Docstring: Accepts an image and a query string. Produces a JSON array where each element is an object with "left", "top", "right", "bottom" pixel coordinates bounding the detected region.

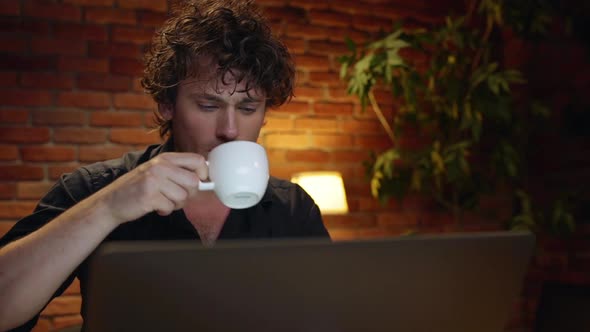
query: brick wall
[{"left": 0, "top": 0, "right": 588, "bottom": 331}]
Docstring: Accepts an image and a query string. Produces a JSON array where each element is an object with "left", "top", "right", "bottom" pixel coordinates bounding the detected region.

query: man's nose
[{"left": 216, "top": 109, "right": 239, "bottom": 141}]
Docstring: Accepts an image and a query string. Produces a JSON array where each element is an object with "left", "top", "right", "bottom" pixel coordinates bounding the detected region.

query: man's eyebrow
[
  {"left": 191, "top": 93, "right": 264, "bottom": 103},
  {"left": 191, "top": 93, "right": 223, "bottom": 102}
]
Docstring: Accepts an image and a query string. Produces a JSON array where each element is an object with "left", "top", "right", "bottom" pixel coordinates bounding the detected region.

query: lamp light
[{"left": 291, "top": 171, "right": 349, "bottom": 214}]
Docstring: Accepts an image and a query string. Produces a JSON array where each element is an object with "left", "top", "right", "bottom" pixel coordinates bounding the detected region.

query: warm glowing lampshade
[{"left": 291, "top": 171, "right": 349, "bottom": 214}]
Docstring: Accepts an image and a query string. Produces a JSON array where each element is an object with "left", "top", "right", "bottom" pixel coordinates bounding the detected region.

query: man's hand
[{"left": 98, "top": 152, "right": 208, "bottom": 226}]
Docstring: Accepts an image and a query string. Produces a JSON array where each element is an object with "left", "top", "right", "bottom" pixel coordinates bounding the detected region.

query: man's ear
[{"left": 158, "top": 103, "right": 174, "bottom": 120}]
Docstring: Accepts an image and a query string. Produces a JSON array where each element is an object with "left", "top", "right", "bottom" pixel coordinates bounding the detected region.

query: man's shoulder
[{"left": 66, "top": 143, "right": 163, "bottom": 193}]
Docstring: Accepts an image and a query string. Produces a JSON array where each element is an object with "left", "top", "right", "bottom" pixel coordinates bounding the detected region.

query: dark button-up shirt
[{"left": 1, "top": 140, "right": 329, "bottom": 331}]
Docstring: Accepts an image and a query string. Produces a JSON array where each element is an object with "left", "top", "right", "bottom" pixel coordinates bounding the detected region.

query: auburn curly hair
[{"left": 141, "top": 0, "right": 295, "bottom": 138}]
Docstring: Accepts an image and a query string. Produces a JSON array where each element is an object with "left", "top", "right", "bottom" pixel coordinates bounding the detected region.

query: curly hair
[{"left": 141, "top": 0, "right": 295, "bottom": 138}]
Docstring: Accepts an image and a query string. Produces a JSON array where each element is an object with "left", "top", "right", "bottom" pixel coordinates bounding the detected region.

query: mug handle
[
  {"left": 198, "top": 181, "right": 215, "bottom": 191},
  {"left": 198, "top": 160, "right": 214, "bottom": 191}
]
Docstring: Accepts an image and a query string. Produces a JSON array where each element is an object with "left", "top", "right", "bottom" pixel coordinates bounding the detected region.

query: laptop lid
[{"left": 84, "top": 231, "right": 534, "bottom": 332}]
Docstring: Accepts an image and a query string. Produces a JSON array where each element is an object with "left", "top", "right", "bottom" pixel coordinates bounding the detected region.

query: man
[{"left": 0, "top": 0, "right": 329, "bottom": 330}]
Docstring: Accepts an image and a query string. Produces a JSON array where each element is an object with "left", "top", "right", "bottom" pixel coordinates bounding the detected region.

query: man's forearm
[{"left": 0, "top": 193, "right": 118, "bottom": 331}]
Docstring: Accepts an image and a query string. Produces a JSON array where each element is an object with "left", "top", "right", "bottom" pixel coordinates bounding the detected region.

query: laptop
[{"left": 84, "top": 231, "right": 534, "bottom": 332}]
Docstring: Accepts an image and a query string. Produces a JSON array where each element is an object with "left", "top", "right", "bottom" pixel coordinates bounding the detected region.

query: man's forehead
[{"left": 179, "top": 74, "right": 265, "bottom": 99}]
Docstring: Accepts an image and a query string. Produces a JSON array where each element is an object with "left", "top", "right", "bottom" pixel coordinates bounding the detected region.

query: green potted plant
[{"left": 339, "top": 0, "right": 576, "bottom": 233}]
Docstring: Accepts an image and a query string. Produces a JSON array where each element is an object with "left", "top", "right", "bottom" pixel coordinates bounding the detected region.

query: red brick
[
  {"left": 143, "top": 112, "right": 158, "bottom": 128},
  {"left": 85, "top": 7, "right": 136, "bottom": 25},
  {"left": 264, "top": 133, "right": 310, "bottom": 149},
  {"left": 358, "top": 226, "right": 409, "bottom": 239},
  {"left": 21, "top": 72, "right": 76, "bottom": 90},
  {"left": 308, "top": 71, "right": 344, "bottom": 87},
  {"left": 17, "top": 182, "right": 54, "bottom": 200},
  {"left": 276, "top": 101, "right": 312, "bottom": 114},
  {"left": 41, "top": 295, "right": 82, "bottom": 316},
  {"left": 49, "top": 164, "right": 80, "bottom": 180},
  {"left": 112, "top": 26, "right": 155, "bottom": 45},
  {"left": 90, "top": 111, "right": 143, "bottom": 127},
  {"left": 377, "top": 211, "right": 420, "bottom": 227},
  {"left": 326, "top": 27, "right": 370, "bottom": 44},
  {"left": 0, "top": 165, "right": 44, "bottom": 180},
  {"left": 286, "top": 24, "right": 329, "bottom": 39},
  {"left": 137, "top": 10, "right": 168, "bottom": 27},
  {"left": 0, "top": 109, "right": 30, "bottom": 124},
  {"left": 256, "top": 0, "right": 289, "bottom": 6},
  {"left": 328, "top": 0, "right": 371, "bottom": 13},
  {"left": 0, "top": 1, "right": 20, "bottom": 16},
  {"left": 372, "top": 89, "right": 396, "bottom": 106},
  {"left": 283, "top": 37, "right": 306, "bottom": 55},
  {"left": 78, "top": 74, "right": 132, "bottom": 92},
  {"left": 0, "top": 201, "right": 37, "bottom": 219},
  {"left": 342, "top": 119, "right": 383, "bottom": 133},
  {"left": 21, "top": 146, "right": 77, "bottom": 162},
  {"left": 58, "top": 91, "right": 111, "bottom": 109},
  {"left": 0, "top": 90, "right": 53, "bottom": 107},
  {"left": 354, "top": 135, "right": 391, "bottom": 149},
  {"left": 293, "top": 86, "right": 325, "bottom": 100},
  {"left": 0, "top": 128, "right": 50, "bottom": 144},
  {"left": 314, "top": 102, "right": 354, "bottom": 115},
  {"left": 31, "top": 38, "right": 86, "bottom": 56},
  {"left": 110, "top": 58, "right": 143, "bottom": 76},
  {"left": 132, "top": 78, "right": 145, "bottom": 93},
  {"left": 271, "top": 164, "right": 323, "bottom": 180},
  {"left": 263, "top": 6, "right": 306, "bottom": 24},
  {"left": 79, "top": 145, "right": 132, "bottom": 162},
  {"left": 308, "top": 40, "right": 349, "bottom": 56},
  {"left": 117, "top": 0, "right": 168, "bottom": 12},
  {"left": 309, "top": 9, "right": 352, "bottom": 27},
  {"left": 54, "top": 128, "right": 108, "bottom": 144},
  {"left": 327, "top": 88, "right": 357, "bottom": 102},
  {"left": 89, "top": 42, "right": 141, "bottom": 59},
  {"left": 294, "top": 117, "right": 339, "bottom": 132},
  {"left": 331, "top": 150, "right": 368, "bottom": 163},
  {"left": 0, "top": 183, "right": 16, "bottom": 200},
  {"left": 266, "top": 149, "right": 287, "bottom": 163},
  {"left": 33, "top": 110, "right": 86, "bottom": 126},
  {"left": 110, "top": 129, "right": 161, "bottom": 145},
  {"left": 23, "top": 1, "right": 81, "bottom": 22},
  {"left": 294, "top": 54, "right": 331, "bottom": 71},
  {"left": 58, "top": 56, "right": 109, "bottom": 73},
  {"left": 323, "top": 214, "right": 376, "bottom": 228},
  {"left": 0, "top": 19, "right": 51, "bottom": 36},
  {"left": 0, "top": 72, "right": 18, "bottom": 87},
  {"left": 63, "top": 0, "right": 114, "bottom": 5},
  {"left": 261, "top": 116, "right": 293, "bottom": 131},
  {"left": 0, "top": 36, "right": 28, "bottom": 53},
  {"left": 31, "top": 317, "right": 52, "bottom": 332},
  {"left": 285, "top": 150, "right": 330, "bottom": 163},
  {"left": 352, "top": 15, "right": 393, "bottom": 32},
  {"left": 327, "top": 227, "right": 360, "bottom": 241},
  {"left": 0, "top": 54, "right": 58, "bottom": 71},
  {"left": 0, "top": 145, "right": 19, "bottom": 160},
  {"left": 53, "top": 315, "right": 83, "bottom": 330},
  {"left": 311, "top": 134, "right": 353, "bottom": 148},
  {"left": 63, "top": 278, "right": 80, "bottom": 295},
  {"left": 54, "top": 23, "right": 109, "bottom": 41},
  {"left": 114, "top": 93, "right": 155, "bottom": 110}
]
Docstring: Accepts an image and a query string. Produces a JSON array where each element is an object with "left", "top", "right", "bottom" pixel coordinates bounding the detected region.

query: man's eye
[
  {"left": 240, "top": 107, "right": 257, "bottom": 114},
  {"left": 199, "top": 104, "right": 218, "bottom": 111}
]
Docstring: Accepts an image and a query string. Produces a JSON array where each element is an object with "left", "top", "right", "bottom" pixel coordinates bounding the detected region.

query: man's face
[{"left": 161, "top": 66, "right": 267, "bottom": 158}]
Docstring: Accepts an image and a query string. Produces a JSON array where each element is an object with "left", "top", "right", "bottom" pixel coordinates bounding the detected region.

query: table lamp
[{"left": 291, "top": 171, "right": 349, "bottom": 214}]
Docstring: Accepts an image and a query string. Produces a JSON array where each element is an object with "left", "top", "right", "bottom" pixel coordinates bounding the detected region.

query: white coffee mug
[{"left": 198, "top": 141, "right": 269, "bottom": 209}]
